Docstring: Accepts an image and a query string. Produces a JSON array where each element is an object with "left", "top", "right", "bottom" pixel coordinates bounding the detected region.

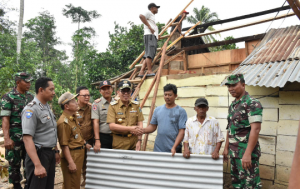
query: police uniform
[
  {"left": 76, "top": 104, "right": 93, "bottom": 186},
  {"left": 21, "top": 97, "right": 58, "bottom": 189},
  {"left": 106, "top": 80, "right": 144, "bottom": 150},
  {"left": 91, "top": 80, "right": 115, "bottom": 149},
  {"left": 0, "top": 72, "right": 34, "bottom": 187},
  {"left": 57, "top": 92, "right": 85, "bottom": 189},
  {"left": 225, "top": 74, "right": 263, "bottom": 189}
]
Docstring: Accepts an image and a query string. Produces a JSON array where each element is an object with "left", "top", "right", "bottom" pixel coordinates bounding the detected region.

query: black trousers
[
  {"left": 24, "top": 148, "right": 55, "bottom": 189},
  {"left": 100, "top": 133, "right": 113, "bottom": 149}
]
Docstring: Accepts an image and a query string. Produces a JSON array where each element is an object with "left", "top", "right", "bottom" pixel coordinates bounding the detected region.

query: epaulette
[
  {"left": 27, "top": 101, "right": 36, "bottom": 107},
  {"left": 110, "top": 101, "right": 118, "bottom": 105},
  {"left": 132, "top": 100, "right": 139, "bottom": 105},
  {"left": 64, "top": 117, "right": 68, "bottom": 124}
]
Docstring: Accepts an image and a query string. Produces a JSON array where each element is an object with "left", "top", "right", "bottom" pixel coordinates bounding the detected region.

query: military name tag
[
  {"left": 75, "top": 134, "right": 78, "bottom": 139},
  {"left": 130, "top": 110, "right": 137, "bottom": 113},
  {"left": 117, "top": 112, "right": 123, "bottom": 115},
  {"left": 77, "top": 115, "right": 82, "bottom": 119}
]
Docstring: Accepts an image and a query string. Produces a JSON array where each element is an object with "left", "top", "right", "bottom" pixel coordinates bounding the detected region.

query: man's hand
[
  {"left": 4, "top": 138, "right": 14, "bottom": 150},
  {"left": 149, "top": 27, "right": 155, "bottom": 34},
  {"left": 171, "top": 147, "right": 176, "bottom": 156},
  {"left": 94, "top": 140, "right": 101, "bottom": 153},
  {"left": 222, "top": 149, "right": 229, "bottom": 162},
  {"left": 34, "top": 164, "right": 47, "bottom": 178},
  {"left": 94, "top": 98, "right": 101, "bottom": 103},
  {"left": 183, "top": 149, "right": 190, "bottom": 159},
  {"left": 212, "top": 150, "right": 220, "bottom": 160},
  {"left": 130, "top": 127, "right": 144, "bottom": 136},
  {"left": 242, "top": 153, "right": 252, "bottom": 170},
  {"left": 55, "top": 153, "right": 61, "bottom": 164},
  {"left": 136, "top": 141, "right": 141, "bottom": 151},
  {"left": 68, "top": 162, "right": 77, "bottom": 173},
  {"left": 86, "top": 144, "right": 92, "bottom": 151}
]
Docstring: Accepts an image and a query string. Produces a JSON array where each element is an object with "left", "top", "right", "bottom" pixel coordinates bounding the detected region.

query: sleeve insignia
[
  {"left": 93, "top": 104, "right": 97, "bottom": 111},
  {"left": 25, "top": 109, "right": 33, "bottom": 119}
]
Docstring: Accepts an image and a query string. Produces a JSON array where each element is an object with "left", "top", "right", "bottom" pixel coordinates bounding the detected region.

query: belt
[
  {"left": 70, "top": 146, "right": 85, "bottom": 150},
  {"left": 114, "top": 134, "right": 133, "bottom": 137},
  {"left": 41, "top": 147, "right": 55, "bottom": 151}
]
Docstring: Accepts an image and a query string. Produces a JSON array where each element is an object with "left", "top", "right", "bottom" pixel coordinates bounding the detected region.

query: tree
[
  {"left": 62, "top": 4, "right": 101, "bottom": 91},
  {"left": 210, "top": 36, "right": 239, "bottom": 52},
  {"left": 187, "top": 6, "right": 220, "bottom": 44},
  {"left": 16, "top": 0, "right": 24, "bottom": 63}
]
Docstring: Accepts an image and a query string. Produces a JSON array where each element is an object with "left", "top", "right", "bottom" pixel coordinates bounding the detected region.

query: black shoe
[{"left": 13, "top": 183, "right": 23, "bottom": 189}]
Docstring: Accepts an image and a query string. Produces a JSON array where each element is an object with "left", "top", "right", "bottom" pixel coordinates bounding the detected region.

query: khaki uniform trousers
[
  {"left": 113, "top": 134, "right": 138, "bottom": 150},
  {"left": 61, "top": 148, "right": 85, "bottom": 189}
]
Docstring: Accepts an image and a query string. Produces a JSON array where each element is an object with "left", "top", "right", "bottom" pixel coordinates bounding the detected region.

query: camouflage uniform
[
  {"left": 225, "top": 74, "right": 263, "bottom": 189},
  {"left": 0, "top": 73, "right": 34, "bottom": 184}
]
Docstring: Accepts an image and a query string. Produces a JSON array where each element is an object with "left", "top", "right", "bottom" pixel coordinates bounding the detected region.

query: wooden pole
[
  {"left": 287, "top": 0, "right": 300, "bottom": 20},
  {"left": 139, "top": 74, "right": 158, "bottom": 109},
  {"left": 184, "top": 12, "right": 295, "bottom": 39},
  {"left": 131, "top": 73, "right": 147, "bottom": 100}
]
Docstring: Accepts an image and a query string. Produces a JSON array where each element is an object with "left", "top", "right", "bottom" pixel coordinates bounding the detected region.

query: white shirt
[
  {"left": 142, "top": 11, "right": 158, "bottom": 39},
  {"left": 183, "top": 115, "right": 225, "bottom": 155}
]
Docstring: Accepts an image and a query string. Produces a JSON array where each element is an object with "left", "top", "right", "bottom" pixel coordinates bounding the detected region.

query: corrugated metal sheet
[
  {"left": 86, "top": 149, "right": 223, "bottom": 189},
  {"left": 221, "top": 26, "right": 300, "bottom": 88}
]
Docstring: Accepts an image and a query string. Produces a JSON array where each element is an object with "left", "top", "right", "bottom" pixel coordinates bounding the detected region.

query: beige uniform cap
[{"left": 58, "top": 92, "right": 78, "bottom": 105}]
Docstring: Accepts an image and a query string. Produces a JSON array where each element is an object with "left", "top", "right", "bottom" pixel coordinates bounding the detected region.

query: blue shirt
[{"left": 150, "top": 104, "right": 187, "bottom": 152}]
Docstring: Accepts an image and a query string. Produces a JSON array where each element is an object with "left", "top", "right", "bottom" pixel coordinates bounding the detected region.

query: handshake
[{"left": 130, "top": 127, "right": 144, "bottom": 136}]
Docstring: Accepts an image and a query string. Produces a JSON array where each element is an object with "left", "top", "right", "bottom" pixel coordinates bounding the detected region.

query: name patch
[
  {"left": 117, "top": 112, "right": 123, "bottom": 115},
  {"left": 25, "top": 110, "right": 33, "bottom": 119},
  {"left": 130, "top": 110, "right": 137, "bottom": 113}
]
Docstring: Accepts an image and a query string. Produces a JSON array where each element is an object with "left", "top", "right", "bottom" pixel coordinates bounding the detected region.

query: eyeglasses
[
  {"left": 120, "top": 89, "right": 131, "bottom": 95},
  {"left": 79, "top": 95, "right": 90, "bottom": 98}
]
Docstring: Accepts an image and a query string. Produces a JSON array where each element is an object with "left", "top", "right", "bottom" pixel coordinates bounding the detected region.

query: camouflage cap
[
  {"left": 58, "top": 92, "right": 79, "bottom": 105},
  {"left": 15, "top": 72, "right": 33, "bottom": 82},
  {"left": 225, "top": 74, "right": 244, "bottom": 85}
]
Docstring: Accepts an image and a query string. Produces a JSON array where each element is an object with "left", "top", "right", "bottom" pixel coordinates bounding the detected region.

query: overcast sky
[{"left": 3, "top": 0, "right": 299, "bottom": 60}]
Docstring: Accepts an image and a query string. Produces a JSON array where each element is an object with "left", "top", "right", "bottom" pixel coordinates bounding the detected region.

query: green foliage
[
  {"left": 187, "top": 6, "right": 220, "bottom": 43},
  {"left": 210, "top": 36, "right": 239, "bottom": 52}
]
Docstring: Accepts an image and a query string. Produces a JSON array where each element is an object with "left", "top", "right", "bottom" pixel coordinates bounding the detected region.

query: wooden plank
[
  {"left": 167, "top": 74, "right": 227, "bottom": 87},
  {"left": 276, "top": 150, "right": 294, "bottom": 167},
  {"left": 184, "top": 12, "right": 295, "bottom": 39},
  {"left": 260, "top": 165, "right": 275, "bottom": 180},
  {"left": 276, "top": 165, "right": 291, "bottom": 183},
  {"left": 204, "top": 65, "right": 230, "bottom": 75},
  {"left": 177, "top": 87, "right": 206, "bottom": 98},
  {"left": 259, "top": 135, "right": 276, "bottom": 155},
  {"left": 279, "top": 91, "right": 300, "bottom": 104},
  {"left": 206, "top": 85, "right": 229, "bottom": 96},
  {"left": 279, "top": 105, "right": 300, "bottom": 120},
  {"left": 260, "top": 153, "right": 275, "bottom": 166},
  {"left": 278, "top": 120, "right": 299, "bottom": 136},
  {"left": 277, "top": 135, "right": 297, "bottom": 152},
  {"left": 287, "top": 0, "right": 300, "bottom": 20}
]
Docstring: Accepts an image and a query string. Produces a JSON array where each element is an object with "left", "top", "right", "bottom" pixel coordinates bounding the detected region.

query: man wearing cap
[
  {"left": 170, "top": 11, "right": 189, "bottom": 49},
  {"left": 75, "top": 86, "right": 93, "bottom": 187},
  {"left": 137, "top": 3, "right": 160, "bottom": 78},
  {"left": 222, "top": 74, "right": 263, "bottom": 189},
  {"left": 92, "top": 80, "right": 115, "bottom": 152},
  {"left": 106, "top": 80, "right": 144, "bottom": 150},
  {"left": 57, "top": 92, "right": 92, "bottom": 189},
  {"left": 183, "top": 98, "right": 224, "bottom": 160},
  {"left": 22, "top": 77, "right": 60, "bottom": 189},
  {"left": 0, "top": 72, "right": 34, "bottom": 188}
]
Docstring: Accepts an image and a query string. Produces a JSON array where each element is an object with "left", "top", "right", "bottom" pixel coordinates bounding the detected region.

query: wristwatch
[{"left": 55, "top": 150, "right": 60, "bottom": 154}]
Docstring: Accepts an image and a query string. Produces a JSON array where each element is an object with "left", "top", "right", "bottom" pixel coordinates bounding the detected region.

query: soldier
[
  {"left": 22, "top": 77, "right": 60, "bottom": 189},
  {"left": 57, "top": 92, "right": 92, "bottom": 189},
  {"left": 106, "top": 80, "right": 144, "bottom": 150},
  {"left": 222, "top": 74, "right": 263, "bottom": 189},
  {"left": 75, "top": 86, "right": 93, "bottom": 187},
  {"left": 92, "top": 80, "right": 115, "bottom": 152},
  {"left": 0, "top": 72, "right": 34, "bottom": 189}
]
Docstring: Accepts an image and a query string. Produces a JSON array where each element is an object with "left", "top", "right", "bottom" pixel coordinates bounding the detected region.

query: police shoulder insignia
[
  {"left": 110, "top": 101, "right": 118, "bottom": 105},
  {"left": 64, "top": 117, "right": 68, "bottom": 124},
  {"left": 132, "top": 100, "right": 139, "bottom": 105},
  {"left": 27, "top": 101, "right": 36, "bottom": 107},
  {"left": 25, "top": 109, "right": 33, "bottom": 119},
  {"left": 93, "top": 104, "right": 97, "bottom": 111}
]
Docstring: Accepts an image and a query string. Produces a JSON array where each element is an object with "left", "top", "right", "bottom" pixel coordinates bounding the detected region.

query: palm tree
[
  {"left": 187, "top": 6, "right": 220, "bottom": 43},
  {"left": 17, "top": 0, "right": 24, "bottom": 63}
]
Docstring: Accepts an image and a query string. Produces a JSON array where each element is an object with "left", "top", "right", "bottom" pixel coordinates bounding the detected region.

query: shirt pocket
[
  {"left": 71, "top": 126, "right": 81, "bottom": 141},
  {"left": 39, "top": 114, "right": 51, "bottom": 124},
  {"left": 129, "top": 113, "right": 138, "bottom": 126},
  {"left": 100, "top": 110, "right": 107, "bottom": 122},
  {"left": 116, "top": 115, "right": 125, "bottom": 124}
]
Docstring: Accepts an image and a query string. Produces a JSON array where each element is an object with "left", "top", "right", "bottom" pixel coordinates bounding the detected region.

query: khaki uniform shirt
[
  {"left": 91, "top": 97, "right": 115, "bottom": 134},
  {"left": 76, "top": 104, "right": 93, "bottom": 140},
  {"left": 57, "top": 112, "right": 85, "bottom": 158},
  {"left": 106, "top": 99, "right": 144, "bottom": 134}
]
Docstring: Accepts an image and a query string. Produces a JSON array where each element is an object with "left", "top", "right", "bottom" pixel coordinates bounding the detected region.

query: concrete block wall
[{"left": 139, "top": 74, "right": 300, "bottom": 188}]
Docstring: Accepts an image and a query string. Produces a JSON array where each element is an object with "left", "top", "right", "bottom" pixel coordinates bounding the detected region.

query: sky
[{"left": 3, "top": 0, "right": 299, "bottom": 60}]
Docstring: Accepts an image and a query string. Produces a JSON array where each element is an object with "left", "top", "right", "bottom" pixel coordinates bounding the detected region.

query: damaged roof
[{"left": 221, "top": 25, "right": 300, "bottom": 88}]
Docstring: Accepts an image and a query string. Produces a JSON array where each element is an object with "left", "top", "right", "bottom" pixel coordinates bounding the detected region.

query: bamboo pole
[
  {"left": 287, "top": 0, "right": 300, "bottom": 20},
  {"left": 131, "top": 73, "right": 147, "bottom": 100},
  {"left": 139, "top": 74, "right": 158, "bottom": 109},
  {"left": 184, "top": 12, "right": 295, "bottom": 39}
]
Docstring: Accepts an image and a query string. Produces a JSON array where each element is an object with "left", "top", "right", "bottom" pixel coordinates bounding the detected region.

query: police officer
[
  {"left": 0, "top": 72, "right": 34, "bottom": 189},
  {"left": 222, "top": 74, "right": 263, "bottom": 189},
  {"left": 75, "top": 86, "right": 93, "bottom": 186},
  {"left": 22, "top": 77, "right": 60, "bottom": 189},
  {"left": 57, "top": 92, "right": 92, "bottom": 189},
  {"left": 92, "top": 80, "right": 115, "bottom": 152},
  {"left": 106, "top": 80, "right": 144, "bottom": 151}
]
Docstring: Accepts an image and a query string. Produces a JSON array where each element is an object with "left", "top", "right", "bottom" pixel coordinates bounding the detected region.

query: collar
[
  {"left": 62, "top": 111, "right": 75, "bottom": 121},
  {"left": 33, "top": 97, "right": 47, "bottom": 110},
  {"left": 12, "top": 87, "right": 28, "bottom": 95},
  {"left": 232, "top": 91, "right": 249, "bottom": 105},
  {"left": 101, "top": 96, "right": 108, "bottom": 104},
  {"left": 78, "top": 104, "right": 88, "bottom": 111},
  {"left": 119, "top": 100, "right": 132, "bottom": 108}
]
